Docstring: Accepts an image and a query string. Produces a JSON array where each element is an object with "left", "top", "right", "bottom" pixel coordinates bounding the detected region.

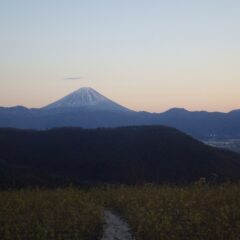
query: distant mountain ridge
[{"left": 0, "top": 87, "right": 239, "bottom": 139}]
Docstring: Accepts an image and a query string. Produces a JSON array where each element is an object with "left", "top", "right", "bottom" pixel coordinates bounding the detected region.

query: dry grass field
[{"left": 0, "top": 184, "right": 240, "bottom": 240}]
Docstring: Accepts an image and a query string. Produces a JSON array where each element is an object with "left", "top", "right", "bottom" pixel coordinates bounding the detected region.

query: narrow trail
[{"left": 101, "top": 210, "right": 135, "bottom": 240}]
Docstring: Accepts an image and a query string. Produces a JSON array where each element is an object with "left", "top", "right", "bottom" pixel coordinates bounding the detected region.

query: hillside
[{"left": 0, "top": 126, "right": 240, "bottom": 188}]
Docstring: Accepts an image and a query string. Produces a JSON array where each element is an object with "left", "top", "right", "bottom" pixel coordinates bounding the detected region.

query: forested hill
[{"left": 0, "top": 126, "right": 240, "bottom": 188}]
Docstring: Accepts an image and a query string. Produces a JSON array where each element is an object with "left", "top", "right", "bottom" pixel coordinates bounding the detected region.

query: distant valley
[{"left": 204, "top": 138, "right": 240, "bottom": 153}]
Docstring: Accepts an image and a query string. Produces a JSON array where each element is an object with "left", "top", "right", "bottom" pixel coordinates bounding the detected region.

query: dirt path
[{"left": 101, "top": 210, "right": 135, "bottom": 240}]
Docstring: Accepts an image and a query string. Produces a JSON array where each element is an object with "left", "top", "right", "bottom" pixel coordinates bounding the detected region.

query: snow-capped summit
[{"left": 44, "top": 87, "right": 131, "bottom": 111}]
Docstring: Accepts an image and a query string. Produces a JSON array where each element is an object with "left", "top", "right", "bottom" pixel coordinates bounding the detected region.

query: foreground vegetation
[
  {"left": 99, "top": 183, "right": 240, "bottom": 240},
  {"left": 0, "top": 184, "right": 240, "bottom": 240},
  {"left": 0, "top": 188, "right": 103, "bottom": 240}
]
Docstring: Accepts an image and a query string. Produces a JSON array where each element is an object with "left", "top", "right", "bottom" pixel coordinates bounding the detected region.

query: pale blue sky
[{"left": 0, "top": 0, "right": 240, "bottom": 112}]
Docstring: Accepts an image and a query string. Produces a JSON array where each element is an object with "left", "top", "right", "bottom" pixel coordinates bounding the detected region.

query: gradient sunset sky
[{"left": 0, "top": 0, "right": 239, "bottom": 112}]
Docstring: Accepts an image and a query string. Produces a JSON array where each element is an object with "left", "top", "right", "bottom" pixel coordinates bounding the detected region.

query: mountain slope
[{"left": 0, "top": 126, "right": 240, "bottom": 187}]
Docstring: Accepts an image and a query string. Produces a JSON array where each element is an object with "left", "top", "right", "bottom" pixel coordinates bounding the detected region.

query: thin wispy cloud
[{"left": 64, "top": 77, "right": 83, "bottom": 80}]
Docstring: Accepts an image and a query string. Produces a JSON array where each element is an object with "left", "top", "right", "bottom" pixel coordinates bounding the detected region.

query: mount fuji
[
  {"left": 0, "top": 87, "right": 240, "bottom": 139},
  {"left": 44, "top": 87, "right": 131, "bottom": 112}
]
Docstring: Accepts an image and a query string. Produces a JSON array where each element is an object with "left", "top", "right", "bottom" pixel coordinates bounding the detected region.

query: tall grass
[
  {"left": 0, "top": 188, "right": 103, "bottom": 240},
  {"left": 1, "top": 184, "right": 240, "bottom": 240},
  {"left": 98, "top": 183, "right": 240, "bottom": 240}
]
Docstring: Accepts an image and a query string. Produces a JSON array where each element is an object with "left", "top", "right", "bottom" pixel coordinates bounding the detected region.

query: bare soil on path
[{"left": 101, "top": 210, "right": 135, "bottom": 240}]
